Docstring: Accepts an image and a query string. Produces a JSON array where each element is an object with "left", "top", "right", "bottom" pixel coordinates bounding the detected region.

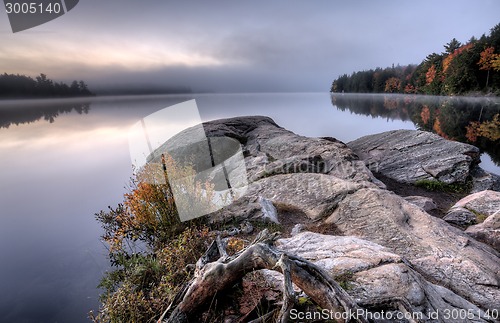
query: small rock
[
  {"left": 258, "top": 196, "right": 280, "bottom": 224},
  {"left": 291, "top": 224, "right": 305, "bottom": 236},
  {"left": 404, "top": 196, "right": 437, "bottom": 212},
  {"left": 225, "top": 227, "right": 239, "bottom": 236},
  {"left": 444, "top": 207, "right": 477, "bottom": 226},
  {"left": 240, "top": 221, "right": 254, "bottom": 234}
]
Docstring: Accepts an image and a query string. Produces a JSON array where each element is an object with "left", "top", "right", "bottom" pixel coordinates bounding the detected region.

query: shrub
[
  {"left": 414, "top": 179, "right": 470, "bottom": 193},
  {"left": 91, "top": 155, "right": 216, "bottom": 322},
  {"left": 91, "top": 226, "right": 212, "bottom": 323}
]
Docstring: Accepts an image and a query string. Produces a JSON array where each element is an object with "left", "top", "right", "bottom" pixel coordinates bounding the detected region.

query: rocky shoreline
[{"left": 162, "top": 116, "right": 500, "bottom": 322}]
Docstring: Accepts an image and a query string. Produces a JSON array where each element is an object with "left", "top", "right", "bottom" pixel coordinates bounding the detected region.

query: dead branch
[{"left": 161, "top": 229, "right": 368, "bottom": 323}]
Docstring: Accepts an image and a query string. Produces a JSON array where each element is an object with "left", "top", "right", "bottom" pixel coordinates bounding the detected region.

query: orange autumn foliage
[
  {"left": 478, "top": 47, "right": 496, "bottom": 71},
  {"left": 98, "top": 154, "right": 215, "bottom": 253},
  {"left": 443, "top": 43, "right": 474, "bottom": 73},
  {"left": 433, "top": 116, "right": 450, "bottom": 140},
  {"left": 426, "top": 65, "right": 437, "bottom": 85},
  {"left": 384, "top": 77, "right": 401, "bottom": 93},
  {"left": 466, "top": 114, "right": 500, "bottom": 142},
  {"left": 421, "top": 105, "right": 431, "bottom": 125}
]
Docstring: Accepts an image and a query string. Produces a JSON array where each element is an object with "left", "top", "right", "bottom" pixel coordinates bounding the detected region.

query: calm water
[{"left": 0, "top": 93, "right": 498, "bottom": 322}]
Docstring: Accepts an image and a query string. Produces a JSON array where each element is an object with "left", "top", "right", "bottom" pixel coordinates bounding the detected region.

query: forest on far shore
[
  {"left": 0, "top": 73, "right": 93, "bottom": 98},
  {"left": 331, "top": 23, "right": 500, "bottom": 96}
]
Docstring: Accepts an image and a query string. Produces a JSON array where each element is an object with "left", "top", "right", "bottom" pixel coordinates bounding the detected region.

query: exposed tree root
[{"left": 159, "top": 229, "right": 369, "bottom": 323}]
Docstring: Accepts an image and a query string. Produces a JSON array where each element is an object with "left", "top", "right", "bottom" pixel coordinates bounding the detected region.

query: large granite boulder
[
  {"left": 348, "top": 129, "right": 480, "bottom": 185},
  {"left": 276, "top": 232, "right": 490, "bottom": 322},
  {"left": 201, "top": 116, "right": 382, "bottom": 186}
]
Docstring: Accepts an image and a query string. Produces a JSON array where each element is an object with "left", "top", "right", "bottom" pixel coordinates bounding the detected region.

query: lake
[{"left": 0, "top": 93, "right": 498, "bottom": 322}]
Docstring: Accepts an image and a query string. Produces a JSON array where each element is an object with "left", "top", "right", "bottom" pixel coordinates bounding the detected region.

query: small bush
[
  {"left": 414, "top": 179, "right": 470, "bottom": 193},
  {"left": 92, "top": 155, "right": 216, "bottom": 322},
  {"left": 91, "top": 227, "right": 212, "bottom": 323}
]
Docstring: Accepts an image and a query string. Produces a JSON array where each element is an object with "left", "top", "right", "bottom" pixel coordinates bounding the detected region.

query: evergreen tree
[{"left": 444, "top": 38, "right": 462, "bottom": 53}]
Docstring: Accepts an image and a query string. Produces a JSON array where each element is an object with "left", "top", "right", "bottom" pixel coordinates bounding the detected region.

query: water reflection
[
  {"left": 331, "top": 94, "right": 500, "bottom": 165},
  {"left": 0, "top": 99, "right": 91, "bottom": 128}
]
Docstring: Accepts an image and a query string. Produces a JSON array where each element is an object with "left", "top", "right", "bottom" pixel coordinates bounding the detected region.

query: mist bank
[{"left": 91, "top": 85, "right": 193, "bottom": 96}]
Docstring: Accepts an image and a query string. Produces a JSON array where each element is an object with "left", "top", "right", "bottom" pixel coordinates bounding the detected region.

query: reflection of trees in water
[
  {"left": 331, "top": 94, "right": 500, "bottom": 165},
  {"left": 0, "top": 101, "right": 91, "bottom": 128},
  {"left": 332, "top": 94, "right": 413, "bottom": 121}
]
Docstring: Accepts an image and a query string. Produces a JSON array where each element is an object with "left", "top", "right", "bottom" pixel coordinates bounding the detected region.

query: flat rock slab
[
  {"left": 348, "top": 129, "right": 480, "bottom": 185},
  {"left": 252, "top": 173, "right": 363, "bottom": 220},
  {"left": 212, "top": 173, "right": 365, "bottom": 222}
]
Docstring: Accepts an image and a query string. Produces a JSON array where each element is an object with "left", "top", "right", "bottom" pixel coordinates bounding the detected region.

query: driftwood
[{"left": 159, "top": 229, "right": 369, "bottom": 323}]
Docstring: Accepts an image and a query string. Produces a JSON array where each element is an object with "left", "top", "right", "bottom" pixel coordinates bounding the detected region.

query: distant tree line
[
  {"left": 0, "top": 73, "right": 94, "bottom": 98},
  {"left": 331, "top": 23, "right": 500, "bottom": 96}
]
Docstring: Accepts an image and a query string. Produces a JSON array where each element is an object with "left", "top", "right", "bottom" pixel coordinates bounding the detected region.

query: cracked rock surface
[
  {"left": 348, "top": 129, "right": 481, "bottom": 185},
  {"left": 277, "top": 232, "right": 491, "bottom": 322}
]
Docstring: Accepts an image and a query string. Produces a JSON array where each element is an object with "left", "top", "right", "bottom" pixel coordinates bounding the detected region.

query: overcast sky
[{"left": 1, "top": 1, "right": 499, "bottom": 92}]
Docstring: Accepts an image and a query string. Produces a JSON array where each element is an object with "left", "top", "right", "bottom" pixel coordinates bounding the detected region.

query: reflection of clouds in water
[{"left": 0, "top": 123, "right": 126, "bottom": 151}]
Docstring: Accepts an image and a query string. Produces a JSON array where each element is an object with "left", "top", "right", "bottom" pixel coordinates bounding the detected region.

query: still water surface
[{"left": 0, "top": 93, "right": 498, "bottom": 322}]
